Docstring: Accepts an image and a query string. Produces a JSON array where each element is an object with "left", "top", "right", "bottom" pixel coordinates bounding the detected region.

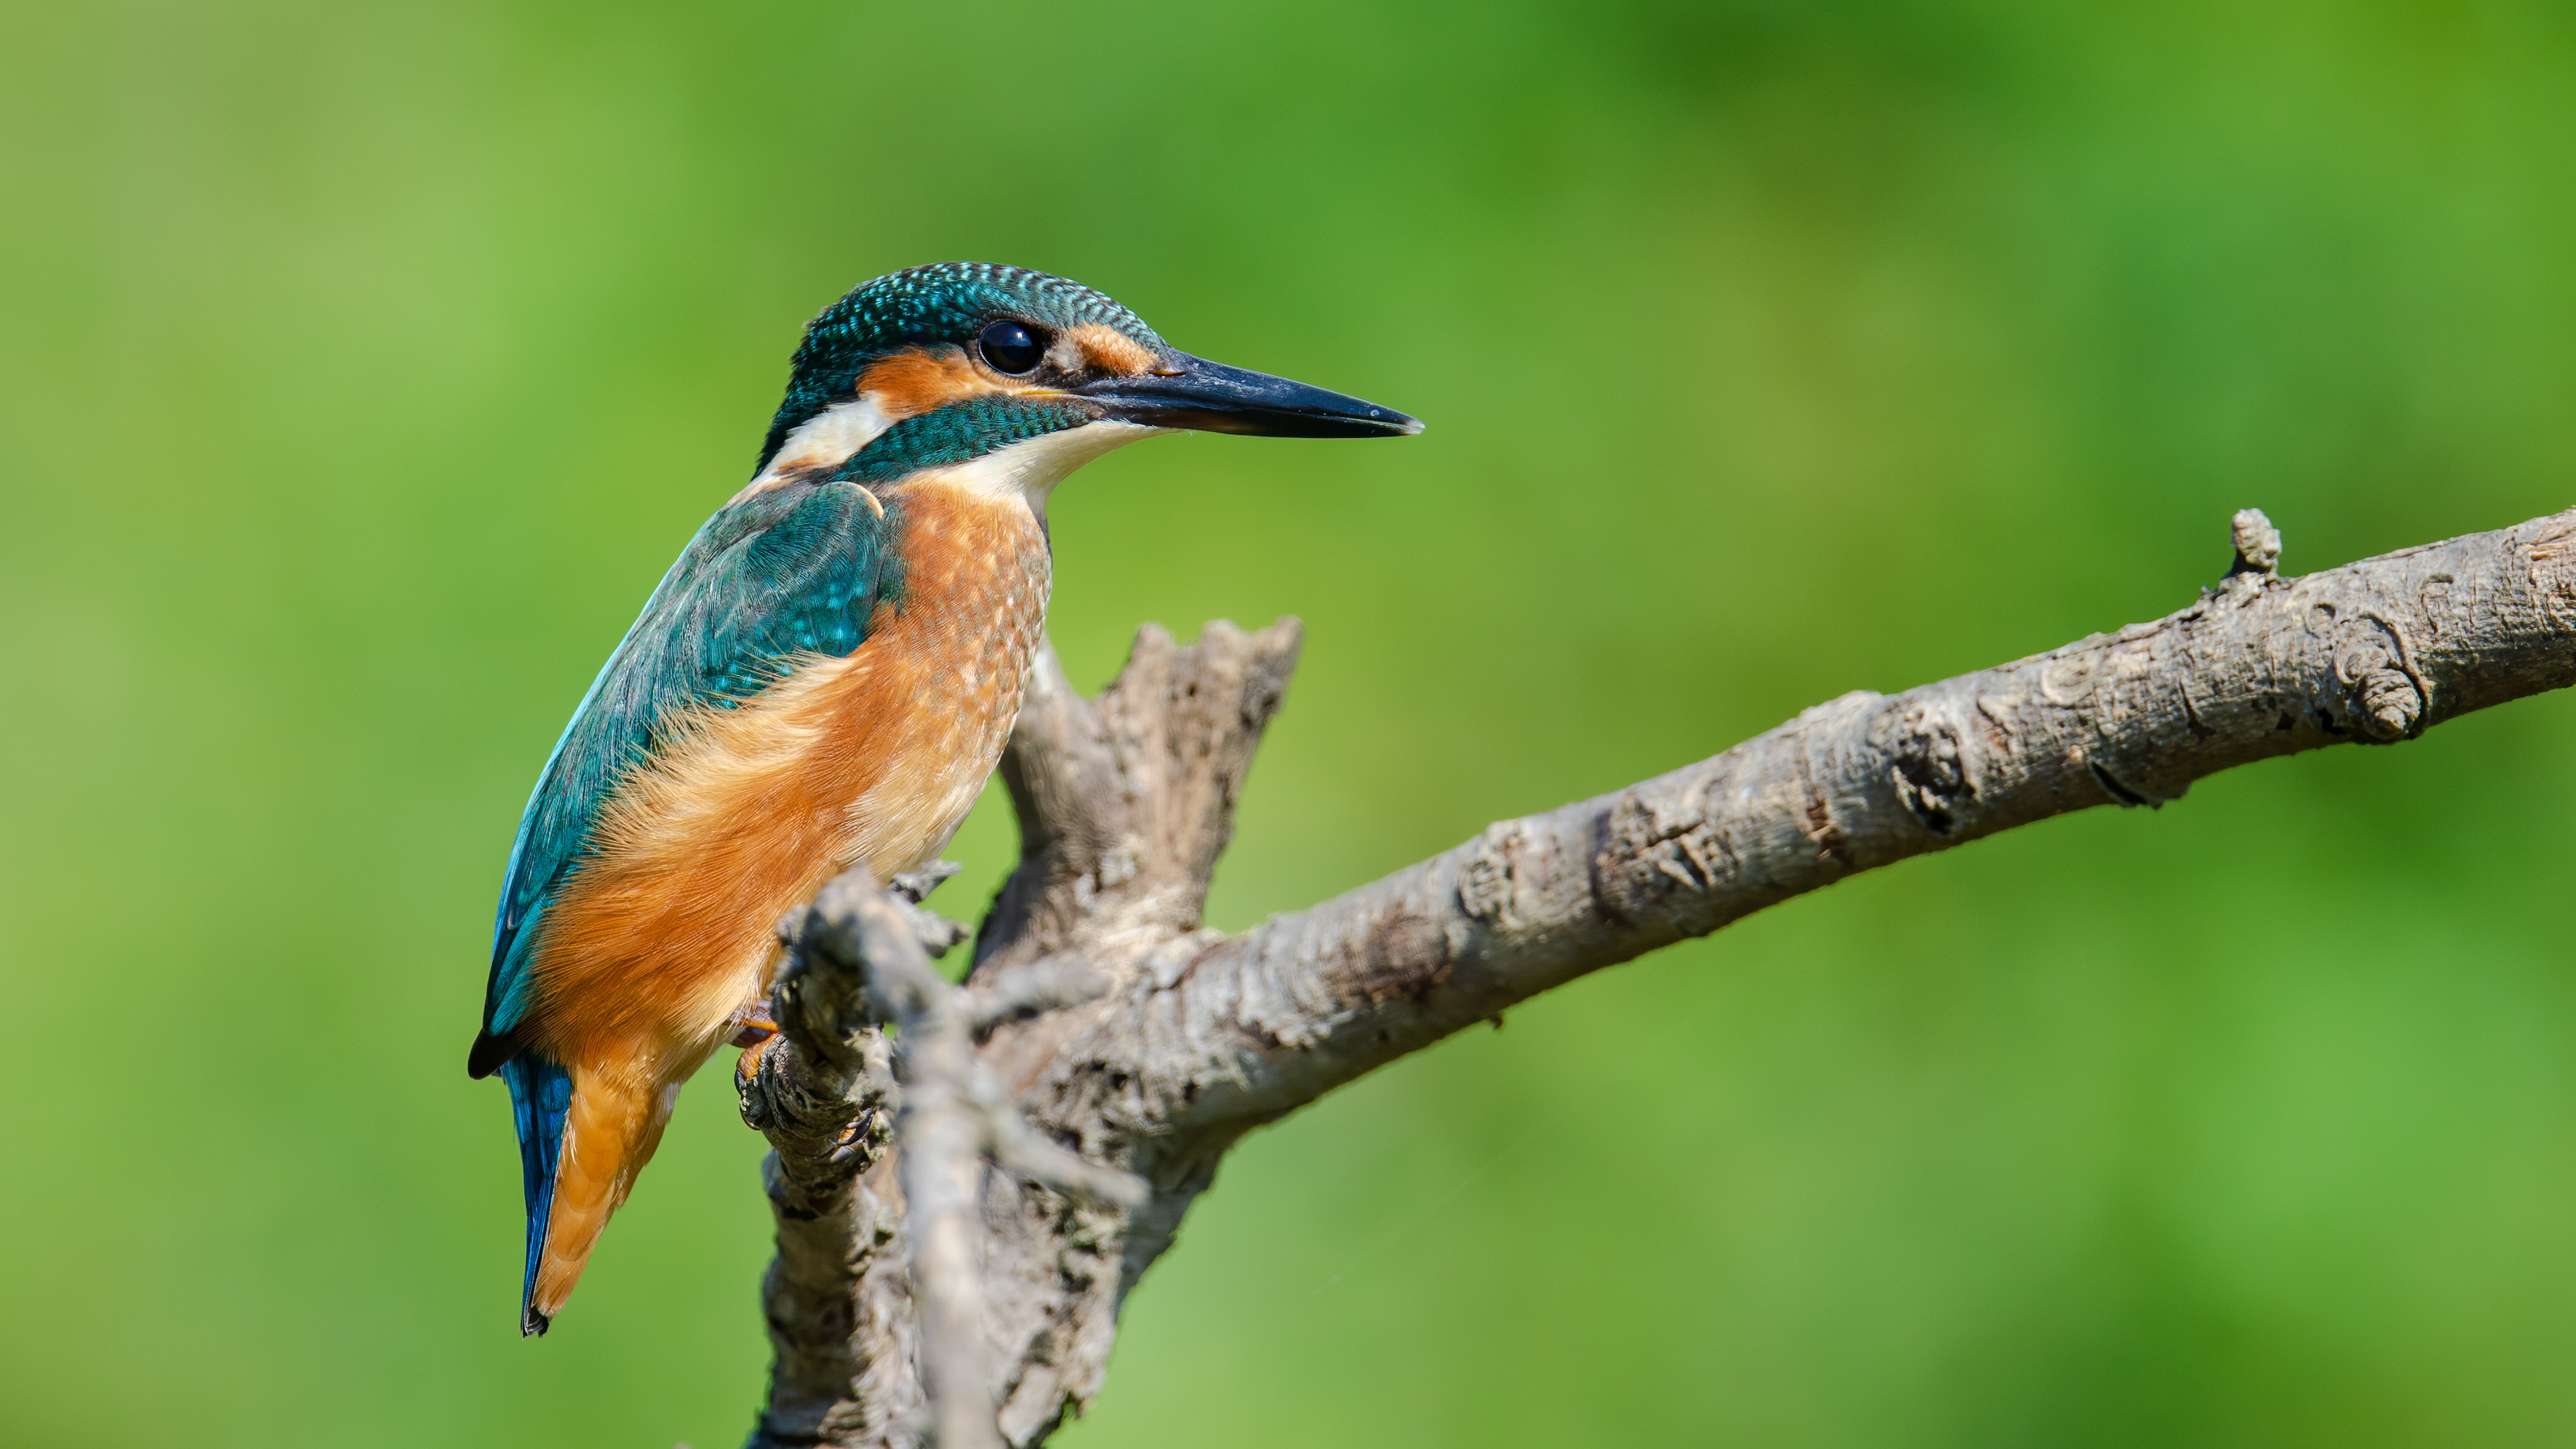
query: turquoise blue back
[{"left": 474, "top": 477, "right": 894, "bottom": 1329}]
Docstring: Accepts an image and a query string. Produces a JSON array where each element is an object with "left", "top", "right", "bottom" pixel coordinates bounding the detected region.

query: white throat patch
[
  {"left": 733, "top": 400, "right": 1161, "bottom": 512},
  {"left": 938, "top": 421, "right": 1165, "bottom": 515}
]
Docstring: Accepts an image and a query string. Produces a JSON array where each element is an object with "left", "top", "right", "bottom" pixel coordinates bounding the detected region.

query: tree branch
[
  {"left": 1135, "top": 507, "right": 2576, "bottom": 1132},
  {"left": 738, "top": 505, "right": 2576, "bottom": 1447}
]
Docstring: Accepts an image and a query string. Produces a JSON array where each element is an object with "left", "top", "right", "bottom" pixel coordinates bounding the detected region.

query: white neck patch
[
  {"left": 934, "top": 420, "right": 1165, "bottom": 517},
  {"left": 734, "top": 398, "right": 1161, "bottom": 513},
  {"left": 732, "top": 394, "right": 900, "bottom": 503}
]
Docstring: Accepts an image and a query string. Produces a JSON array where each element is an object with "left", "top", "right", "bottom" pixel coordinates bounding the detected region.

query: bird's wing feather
[
  {"left": 499, "top": 1051, "right": 571, "bottom": 1333},
  {"left": 469, "top": 478, "right": 892, "bottom": 1074}
]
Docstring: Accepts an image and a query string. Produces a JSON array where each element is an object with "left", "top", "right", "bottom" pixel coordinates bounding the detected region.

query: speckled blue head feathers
[
  {"left": 759, "top": 263, "right": 1177, "bottom": 472},
  {"left": 751, "top": 262, "right": 1421, "bottom": 485}
]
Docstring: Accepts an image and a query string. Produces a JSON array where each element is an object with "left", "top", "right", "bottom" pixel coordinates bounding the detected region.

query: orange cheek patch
[
  {"left": 1067, "top": 323, "right": 1164, "bottom": 377},
  {"left": 859, "top": 346, "right": 998, "bottom": 419}
]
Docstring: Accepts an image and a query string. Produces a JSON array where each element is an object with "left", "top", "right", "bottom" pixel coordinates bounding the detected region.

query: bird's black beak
[{"left": 1077, "top": 353, "right": 1421, "bottom": 439}]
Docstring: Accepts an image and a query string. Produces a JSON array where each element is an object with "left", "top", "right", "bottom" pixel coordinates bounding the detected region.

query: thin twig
[{"left": 956, "top": 956, "right": 1114, "bottom": 1035}]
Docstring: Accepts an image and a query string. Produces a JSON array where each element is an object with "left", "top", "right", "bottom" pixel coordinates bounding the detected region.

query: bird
[{"left": 468, "top": 262, "right": 1418, "bottom": 1336}]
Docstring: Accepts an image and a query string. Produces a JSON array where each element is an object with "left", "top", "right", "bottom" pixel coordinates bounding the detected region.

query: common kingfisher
[{"left": 468, "top": 262, "right": 1417, "bottom": 1336}]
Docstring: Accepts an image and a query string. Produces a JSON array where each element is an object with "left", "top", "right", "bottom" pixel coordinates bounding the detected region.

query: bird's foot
[
  {"left": 732, "top": 1002, "right": 781, "bottom": 1089},
  {"left": 828, "top": 1104, "right": 892, "bottom": 1165}
]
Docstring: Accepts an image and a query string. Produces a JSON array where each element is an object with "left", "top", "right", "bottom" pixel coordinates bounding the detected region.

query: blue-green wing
[{"left": 468, "top": 478, "right": 894, "bottom": 1076}]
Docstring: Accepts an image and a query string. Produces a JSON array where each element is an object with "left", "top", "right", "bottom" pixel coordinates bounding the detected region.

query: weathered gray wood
[{"left": 742, "top": 506, "right": 2576, "bottom": 1447}]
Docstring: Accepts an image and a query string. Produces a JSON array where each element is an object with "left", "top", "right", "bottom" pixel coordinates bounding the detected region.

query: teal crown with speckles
[{"left": 757, "top": 262, "right": 1173, "bottom": 474}]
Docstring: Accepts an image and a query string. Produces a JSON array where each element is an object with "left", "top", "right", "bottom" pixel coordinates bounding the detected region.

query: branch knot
[{"left": 2216, "top": 506, "right": 2285, "bottom": 600}]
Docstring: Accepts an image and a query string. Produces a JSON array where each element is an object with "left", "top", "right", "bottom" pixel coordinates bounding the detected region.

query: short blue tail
[{"left": 500, "top": 1053, "right": 572, "bottom": 1336}]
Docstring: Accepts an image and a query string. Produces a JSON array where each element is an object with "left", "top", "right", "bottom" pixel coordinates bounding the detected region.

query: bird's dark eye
[{"left": 978, "top": 320, "right": 1045, "bottom": 374}]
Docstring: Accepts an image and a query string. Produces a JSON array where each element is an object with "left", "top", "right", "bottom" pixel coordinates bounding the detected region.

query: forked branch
[{"left": 739, "top": 506, "right": 2576, "bottom": 1448}]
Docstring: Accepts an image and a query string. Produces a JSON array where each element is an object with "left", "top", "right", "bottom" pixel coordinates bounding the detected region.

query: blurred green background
[{"left": 7, "top": 0, "right": 2576, "bottom": 1444}]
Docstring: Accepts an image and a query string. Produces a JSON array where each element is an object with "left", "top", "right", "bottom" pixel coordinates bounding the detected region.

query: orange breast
[{"left": 523, "top": 475, "right": 1052, "bottom": 1079}]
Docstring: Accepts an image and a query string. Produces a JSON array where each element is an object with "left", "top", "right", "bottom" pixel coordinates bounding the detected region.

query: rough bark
[{"left": 738, "top": 506, "right": 2576, "bottom": 1447}]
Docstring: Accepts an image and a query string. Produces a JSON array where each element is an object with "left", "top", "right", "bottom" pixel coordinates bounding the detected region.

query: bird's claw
[
  {"left": 735, "top": 1034, "right": 777, "bottom": 1091},
  {"left": 826, "top": 1105, "right": 891, "bottom": 1165},
  {"left": 732, "top": 1001, "right": 782, "bottom": 1093}
]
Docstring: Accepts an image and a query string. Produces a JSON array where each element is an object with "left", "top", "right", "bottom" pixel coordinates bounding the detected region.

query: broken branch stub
[{"left": 971, "top": 618, "right": 1303, "bottom": 977}]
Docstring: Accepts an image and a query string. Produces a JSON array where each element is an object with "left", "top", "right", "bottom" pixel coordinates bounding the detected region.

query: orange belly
[
  {"left": 515, "top": 472, "right": 1050, "bottom": 1318},
  {"left": 527, "top": 474, "right": 1049, "bottom": 1072}
]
